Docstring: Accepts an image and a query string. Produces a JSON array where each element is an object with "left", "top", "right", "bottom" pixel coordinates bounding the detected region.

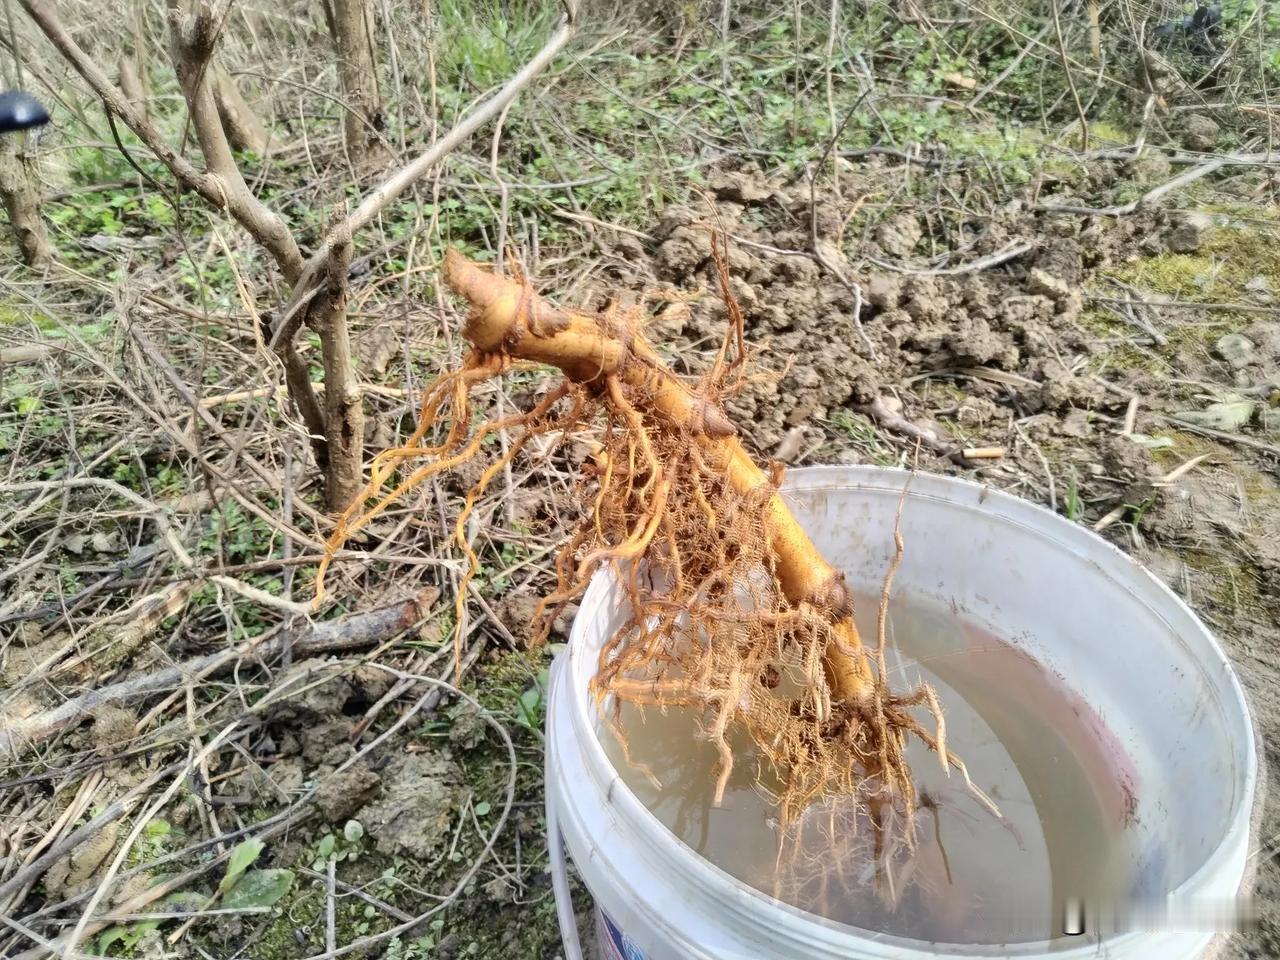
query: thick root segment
[{"left": 319, "top": 241, "right": 955, "bottom": 854}]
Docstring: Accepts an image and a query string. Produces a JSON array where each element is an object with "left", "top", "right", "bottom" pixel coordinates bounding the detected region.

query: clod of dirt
[
  {"left": 349, "top": 663, "right": 395, "bottom": 704},
  {"left": 875, "top": 213, "right": 923, "bottom": 258},
  {"left": 91, "top": 703, "right": 137, "bottom": 755},
  {"left": 272, "top": 662, "right": 354, "bottom": 721},
  {"left": 495, "top": 588, "right": 541, "bottom": 644},
  {"left": 314, "top": 760, "right": 382, "bottom": 823},
  {"left": 12, "top": 621, "right": 40, "bottom": 646},
  {"left": 483, "top": 874, "right": 515, "bottom": 902},
  {"left": 435, "top": 933, "right": 461, "bottom": 960},
  {"left": 613, "top": 173, "right": 1158, "bottom": 455},
  {"left": 1244, "top": 276, "right": 1273, "bottom": 303},
  {"left": 550, "top": 601, "right": 579, "bottom": 639},
  {"left": 1167, "top": 212, "right": 1214, "bottom": 253},
  {"left": 447, "top": 701, "right": 489, "bottom": 751},
  {"left": 222, "top": 757, "right": 304, "bottom": 805},
  {"left": 1033, "top": 239, "right": 1084, "bottom": 285},
  {"left": 709, "top": 169, "right": 778, "bottom": 204},
  {"left": 1243, "top": 320, "right": 1280, "bottom": 365},
  {"left": 650, "top": 298, "right": 692, "bottom": 338},
  {"left": 362, "top": 752, "right": 463, "bottom": 858},
  {"left": 1242, "top": 517, "right": 1280, "bottom": 600},
  {"left": 357, "top": 326, "right": 398, "bottom": 378},
  {"left": 44, "top": 822, "right": 119, "bottom": 897},
  {"left": 299, "top": 718, "right": 355, "bottom": 766},
  {"left": 110, "top": 872, "right": 157, "bottom": 907},
  {"left": 1, "top": 631, "right": 63, "bottom": 686},
  {"left": 902, "top": 275, "right": 951, "bottom": 323},
  {"left": 1215, "top": 333, "right": 1256, "bottom": 370},
  {"left": 656, "top": 224, "right": 710, "bottom": 281},
  {"left": 1060, "top": 409, "right": 1094, "bottom": 438},
  {"left": 866, "top": 273, "right": 902, "bottom": 309},
  {"left": 265, "top": 662, "right": 393, "bottom": 768},
  {"left": 775, "top": 425, "right": 808, "bottom": 462},
  {"left": 364, "top": 413, "right": 393, "bottom": 449},
  {"left": 1027, "top": 267, "right": 1074, "bottom": 304},
  {"left": 611, "top": 232, "right": 647, "bottom": 262},
  {"left": 1128, "top": 151, "right": 1171, "bottom": 185},
  {"left": 1097, "top": 435, "right": 1158, "bottom": 504},
  {"left": 62, "top": 530, "right": 123, "bottom": 556},
  {"left": 1180, "top": 113, "right": 1221, "bottom": 152},
  {"left": 653, "top": 204, "right": 696, "bottom": 240},
  {"left": 1174, "top": 398, "right": 1256, "bottom": 431}
]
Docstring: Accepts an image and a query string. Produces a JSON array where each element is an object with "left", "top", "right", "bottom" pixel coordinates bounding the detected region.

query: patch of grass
[
  {"left": 826, "top": 409, "right": 898, "bottom": 466},
  {"left": 1087, "top": 120, "right": 1134, "bottom": 145},
  {"left": 200, "top": 500, "right": 279, "bottom": 566},
  {"left": 0, "top": 302, "right": 112, "bottom": 343},
  {"left": 433, "top": 0, "right": 558, "bottom": 93}
]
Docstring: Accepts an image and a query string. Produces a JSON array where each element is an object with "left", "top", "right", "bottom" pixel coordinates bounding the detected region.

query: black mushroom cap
[{"left": 0, "top": 91, "right": 51, "bottom": 133}]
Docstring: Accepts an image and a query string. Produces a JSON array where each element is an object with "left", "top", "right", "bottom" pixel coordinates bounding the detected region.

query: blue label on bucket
[{"left": 598, "top": 910, "right": 647, "bottom": 960}]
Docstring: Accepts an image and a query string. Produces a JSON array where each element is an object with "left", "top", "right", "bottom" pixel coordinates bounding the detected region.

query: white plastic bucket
[{"left": 545, "top": 466, "right": 1258, "bottom": 960}]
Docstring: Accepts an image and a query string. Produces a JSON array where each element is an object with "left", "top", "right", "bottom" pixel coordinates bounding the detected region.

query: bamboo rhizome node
[{"left": 316, "top": 234, "right": 977, "bottom": 876}]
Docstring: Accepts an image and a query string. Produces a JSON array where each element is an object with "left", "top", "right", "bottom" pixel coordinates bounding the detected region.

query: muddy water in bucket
[{"left": 603, "top": 592, "right": 1140, "bottom": 945}]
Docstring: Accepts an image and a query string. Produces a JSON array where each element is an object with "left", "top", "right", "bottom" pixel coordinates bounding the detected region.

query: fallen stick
[
  {"left": 1036, "top": 157, "right": 1227, "bottom": 216},
  {"left": 198, "top": 382, "right": 407, "bottom": 408},
  {"left": 0, "top": 344, "right": 51, "bottom": 364},
  {"left": 1088, "top": 294, "right": 1280, "bottom": 317},
  {"left": 0, "top": 761, "right": 184, "bottom": 914},
  {"left": 0, "top": 589, "right": 438, "bottom": 758},
  {"left": 858, "top": 397, "right": 977, "bottom": 467},
  {"left": 1154, "top": 414, "right": 1280, "bottom": 456},
  {"left": 864, "top": 240, "right": 1033, "bottom": 276}
]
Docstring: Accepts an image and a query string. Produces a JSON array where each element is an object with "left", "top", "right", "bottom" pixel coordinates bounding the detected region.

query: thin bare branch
[{"left": 17, "top": 0, "right": 302, "bottom": 280}]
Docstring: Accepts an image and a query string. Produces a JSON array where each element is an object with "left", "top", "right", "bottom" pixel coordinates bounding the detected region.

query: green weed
[{"left": 1064, "top": 471, "right": 1086, "bottom": 522}]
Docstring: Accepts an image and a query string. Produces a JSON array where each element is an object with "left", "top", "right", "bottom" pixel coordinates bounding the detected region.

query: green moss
[
  {"left": 1077, "top": 310, "right": 1126, "bottom": 338},
  {"left": 1163, "top": 316, "right": 1238, "bottom": 355},
  {"left": 1086, "top": 222, "right": 1278, "bottom": 383},
  {"left": 1180, "top": 548, "right": 1265, "bottom": 616},
  {"left": 939, "top": 125, "right": 1039, "bottom": 162},
  {"left": 1111, "top": 225, "right": 1280, "bottom": 306},
  {"left": 1078, "top": 309, "right": 1170, "bottom": 376},
  {"left": 468, "top": 647, "right": 549, "bottom": 714},
  {"left": 1144, "top": 430, "right": 1225, "bottom": 469},
  {"left": 1087, "top": 120, "right": 1133, "bottom": 145},
  {"left": 0, "top": 303, "right": 61, "bottom": 331},
  {"left": 1199, "top": 199, "right": 1280, "bottom": 225},
  {"left": 1086, "top": 344, "right": 1167, "bottom": 377},
  {"left": 1241, "top": 468, "right": 1280, "bottom": 506}
]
